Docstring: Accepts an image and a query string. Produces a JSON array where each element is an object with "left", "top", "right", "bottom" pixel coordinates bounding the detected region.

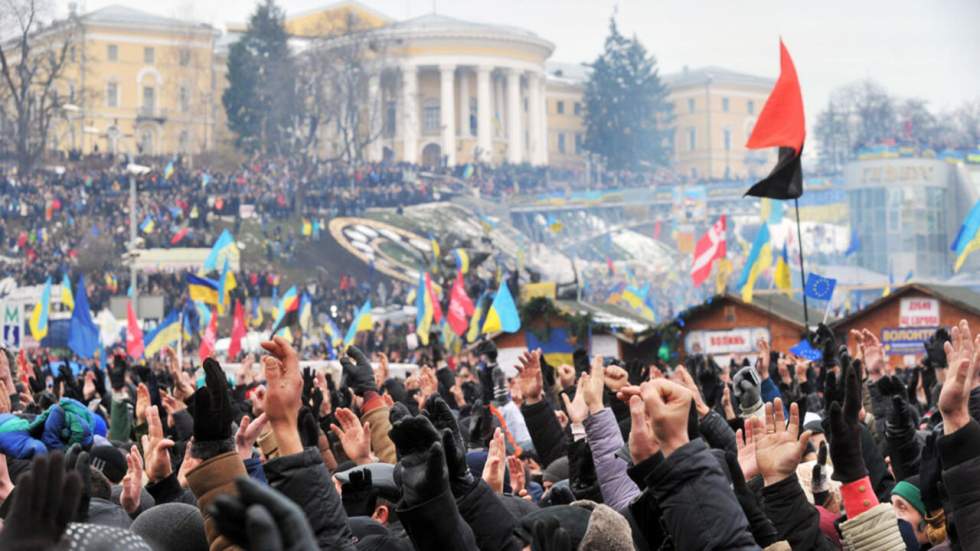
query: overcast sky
[{"left": 58, "top": 0, "right": 980, "bottom": 126}]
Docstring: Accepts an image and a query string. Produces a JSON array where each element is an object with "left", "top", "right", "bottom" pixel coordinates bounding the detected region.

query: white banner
[
  {"left": 684, "top": 327, "right": 771, "bottom": 356},
  {"left": 899, "top": 298, "right": 940, "bottom": 327}
]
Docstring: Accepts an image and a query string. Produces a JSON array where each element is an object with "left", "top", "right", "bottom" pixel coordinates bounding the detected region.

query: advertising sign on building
[
  {"left": 1, "top": 303, "right": 21, "bottom": 348},
  {"left": 880, "top": 327, "right": 937, "bottom": 356},
  {"left": 899, "top": 298, "right": 940, "bottom": 327},
  {"left": 684, "top": 328, "right": 771, "bottom": 356}
]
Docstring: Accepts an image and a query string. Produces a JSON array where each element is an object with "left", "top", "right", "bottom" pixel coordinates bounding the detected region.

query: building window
[
  {"left": 384, "top": 100, "right": 397, "bottom": 137},
  {"left": 423, "top": 101, "right": 440, "bottom": 133},
  {"left": 469, "top": 97, "right": 478, "bottom": 136},
  {"left": 144, "top": 47, "right": 155, "bottom": 64},
  {"left": 179, "top": 49, "right": 191, "bottom": 66},
  {"left": 556, "top": 101, "right": 564, "bottom": 114},
  {"left": 687, "top": 127, "right": 696, "bottom": 151},
  {"left": 558, "top": 133, "right": 566, "bottom": 154},
  {"left": 139, "top": 129, "right": 154, "bottom": 154},
  {"left": 178, "top": 85, "right": 190, "bottom": 113},
  {"left": 107, "top": 44, "right": 118, "bottom": 61},
  {"left": 575, "top": 133, "right": 582, "bottom": 153},
  {"left": 106, "top": 82, "right": 118, "bottom": 107},
  {"left": 747, "top": 100, "right": 755, "bottom": 114},
  {"left": 142, "top": 86, "right": 155, "bottom": 114},
  {"left": 178, "top": 130, "right": 190, "bottom": 152},
  {"left": 722, "top": 97, "right": 730, "bottom": 112},
  {"left": 688, "top": 98, "right": 695, "bottom": 113},
  {"left": 574, "top": 102, "right": 581, "bottom": 115},
  {"left": 723, "top": 128, "right": 732, "bottom": 151}
]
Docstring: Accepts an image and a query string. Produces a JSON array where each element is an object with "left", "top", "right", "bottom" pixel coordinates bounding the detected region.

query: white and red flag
[{"left": 691, "top": 215, "right": 727, "bottom": 287}]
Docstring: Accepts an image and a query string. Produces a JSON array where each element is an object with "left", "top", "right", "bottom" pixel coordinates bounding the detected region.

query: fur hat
[{"left": 572, "top": 500, "right": 634, "bottom": 551}]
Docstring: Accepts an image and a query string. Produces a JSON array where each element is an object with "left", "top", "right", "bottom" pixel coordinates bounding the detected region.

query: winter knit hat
[
  {"left": 130, "top": 503, "right": 208, "bottom": 551},
  {"left": 891, "top": 477, "right": 927, "bottom": 517},
  {"left": 61, "top": 523, "right": 152, "bottom": 550},
  {"left": 513, "top": 505, "right": 591, "bottom": 548},
  {"left": 542, "top": 456, "right": 570, "bottom": 484},
  {"left": 89, "top": 444, "right": 127, "bottom": 484},
  {"left": 571, "top": 500, "right": 634, "bottom": 551}
]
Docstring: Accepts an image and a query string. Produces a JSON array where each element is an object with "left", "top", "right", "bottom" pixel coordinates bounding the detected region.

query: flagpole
[
  {"left": 794, "top": 198, "right": 810, "bottom": 329},
  {"left": 177, "top": 309, "right": 183, "bottom": 369}
]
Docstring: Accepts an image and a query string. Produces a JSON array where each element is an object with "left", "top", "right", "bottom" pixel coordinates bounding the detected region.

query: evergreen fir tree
[
  {"left": 222, "top": 0, "right": 298, "bottom": 154},
  {"left": 583, "top": 19, "right": 674, "bottom": 171}
]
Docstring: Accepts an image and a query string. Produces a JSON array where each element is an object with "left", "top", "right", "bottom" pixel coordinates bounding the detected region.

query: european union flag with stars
[{"left": 804, "top": 273, "right": 837, "bottom": 301}]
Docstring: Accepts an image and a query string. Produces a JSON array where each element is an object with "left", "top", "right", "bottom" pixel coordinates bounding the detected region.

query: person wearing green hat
[{"left": 891, "top": 475, "right": 929, "bottom": 547}]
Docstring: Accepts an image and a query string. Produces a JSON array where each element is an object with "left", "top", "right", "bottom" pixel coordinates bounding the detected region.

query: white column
[
  {"left": 539, "top": 74, "right": 549, "bottom": 165},
  {"left": 527, "top": 72, "right": 543, "bottom": 165},
  {"left": 494, "top": 75, "right": 504, "bottom": 138},
  {"left": 458, "top": 69, "right": 470, "bottom": 138},
  {"left": 476, "top": 66, "right": 492, "bottom": 163},
  {"left": 401, "top": 63, "right": 418, "bottom": 164},
  {"left": 368, "top": 73, "right": 383, "bottom": 162},
  {"left": 506, "top": 69, "right": 523, "bottom": 164},
  {"left": 440, "top": 64, "right": 456, "bottom": 166}
]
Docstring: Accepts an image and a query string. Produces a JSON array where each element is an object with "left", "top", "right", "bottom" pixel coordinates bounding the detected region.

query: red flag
[
  {"left": 653, "top": 221, "right": 662, "bottom": 240},
  {"left": 126, "top": 301, "right": 144, "bottom": 359},
  {"left": 171, "top": 226, "right": 190, "bottom": 245},
  {"left": 744, "top": 39, "right": 806, "bottom": 199},
  {"left": 606, "top": 258, "right": 615, "bottom": 276},
  {"left": 425, "top": 273, "right": 443, "bottom": 324},
  {"left": 691, "top": 215, "right": 727, "bottom": 287},
  {"left": 228, "top": 300, "right": 246, "bottom": 360},
  {"left": 447, "top": 271, "right": 475, "bottom": 336},
  {"left": 199, "top": 308, "right": 217, "bottom": 361}
]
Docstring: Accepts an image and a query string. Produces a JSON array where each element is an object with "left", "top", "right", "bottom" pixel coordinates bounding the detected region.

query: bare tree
[
  {"left": 301, "top": 12, "right": 388, "bottom": 163},
  {"left": 0, "top": 0, "right": 78, "bottom": 175}
]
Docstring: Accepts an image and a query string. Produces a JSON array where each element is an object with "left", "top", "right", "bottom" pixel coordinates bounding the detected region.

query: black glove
[
  {"left": 886, "top": 394, "right": 913, "bottom": 439},
  {"left": 390, "top": 416, "right": 449, "bottom": 508},
  {"left": 812, "top": 441, "right": 830, "bottom": 506},
  {"left": 923, "top": 328, "right": 950, "bottom": 369},
  {"left": 423, "top": 395, "right": 475, "bottom": 497},
  {"left": 530, "top": 517, "right": 573, "bottom": 551},
  {"left": 209, "top": 477, "right": 319, "bottom": 551},
  {"left": 919, "top": 431, "right": 943, "bottom": 513},
  {"left": 568, "top": 439, "right": 600, "bottom": 502},
  {"left": 65, "top": 444, "right": 91, "bottom": 522},
  {"left": 340, "top": 468, "right": 378, "bottom": 517},
  {"left": 539, "top": 481, "right": 575, "bottom": 506},
  {"left": 871, "top": 375, "right": 905, "bottom": 420},
  {"left": 812, "top": 323, "right": 839, "bottom": 367},
  {"left": 0, "top": 452, "right": 81, "bottom": 551},
  {"left": 389, "top": 401, "right": 412, "bottom": 425},
  {"left": 343, "top": 346, "right": 377, "bottom": 396},
  {"left": 57, "top": 364, "right": 82, "bottom": 401},
  {"left": 297, "top": 407, "right": 320, "bottom": 449},
  {"left": 822, "top": 347, "right": 868, "bottom": 483},
  {"left": 302, "top": 367, "right": 316, "bottom": 405},
  {"left": 190, "top": 358, "right": 234, "bottom": 444},
  {"left": 109, "top": 355, "right": 128, "bottom": 391}
]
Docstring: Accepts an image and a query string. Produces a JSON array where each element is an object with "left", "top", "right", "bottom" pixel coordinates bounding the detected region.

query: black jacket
[
  {"left": 264, "top": 447, "right": 356, "bottom": 551},
  {"left": 520, "top": 399, "right": 567, "bottom": 469},
  {"left": 940, "top": 419, "right": 980, "bottom": 551},
  {"left": 698, "top": 410, "right": 737, "bottom": 455},
  {"left": 398, "top": 487, "right": 478, "bottom": 551},
  {"left": 760, "top": 474, "right": 836, "bottom": 551},
  {"left": 646, "top": 439, "right": 760, "bottom": 551},
  {"left": 456, "top": 480, "right": 522, "bottom": 551},
  {"left": 626, "top": 454, "right": 668, "bottom": 549}
]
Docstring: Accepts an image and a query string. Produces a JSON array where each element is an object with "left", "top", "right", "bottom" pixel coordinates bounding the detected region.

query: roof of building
[
  {"left": 676, "top": 292, "right": 827, "bottom": 330},
  {"left": 81, "top": 4, "right": 211, "bottom": 30},
  {"left": 661, "top": 65, "right": 774, "bottom": 90},
  {"left": 388, "top": 13, "right": 539, "bottom": 39},
  {"left": 545, "top": 61, "right": 591, "bottom": 86},
  {"left": 831, "top": 283, "right": 980, "bottom": 328},
  {"left": 555, "top": 299, "right": 655, "bottom": 337}
]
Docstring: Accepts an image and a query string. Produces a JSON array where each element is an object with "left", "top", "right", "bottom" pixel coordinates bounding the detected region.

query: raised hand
[
  {"left": 344, "top": 345, "right": 378, "bottom": 396},
  {"left": 141, "top": 405, "right": 176, "bottom": 483},
  {"left": 603, "top": 364, "right": 629, "bottom": 392},
  {"left": 582, "top": 355, "right": 606, "bottom": 414},
  {"left": 209, "top": 477, "right": 318, "bottom": 551},
  {"left": 236, "top": 413, "right": 269, "bottom": 461},
  {"left": 482, "top": 428, "right": 506, "bottom": 494},
  {"left": 756, "top": 339, "right": 771, "bottom": 379},
  {"left": 190, "top": 357, "right": 235, "bottom": 446},
  {"left": 389, "top": 415, "right": 448, "bottom": 507},
  {"left": 507, "top": 455, "right": 528, "bottom": 499},
  {"left": 0, "top": 380, "right": 10, "bottom": 414},
  {"left": 329, "top": 408, "right": 373, "bottom": 465},
  {"left": 560, "top": 374, "right": 590, "bottom": 425},
  {"left": 853, "top": 329, "right": 887, "bottom": 381},
  {"left": 940, "top": 319, "right": 980, "bottom": 435},
  {"left": 260, "top": 337, "right": 303, "bottom": 456},
  {"left": 135, "top": 382, "right": 151, "bottom": 425},
  {"left": 628, "top": 395, "right": 660, "bottom": 464},
  {"left": 423, "top": 395, "right": 474, "bottom": 497},
  {"left": 120, "top": 445, "right": 144, "bottom": 514},
  {"left": 0, "top": 452, "right": 81, "bottom": 551},
  {"left": 530, "top": 516, "right": 573, "bottom": 551},
  {"left": 752, "top": 399, "right": 811, "bottom": 486},
  {"left": 823, "top": 348, "right": 867, "bottom": 483},
  {"left": 735, "top": 418, "right": 759, "bottom": 480},
  {"left": 670, "top": 365, "right": 709, "bottom": 417},
  {"left": 641, "top": 379, "right": 693, "bottom": 457},
  {"left": 374, "top": 352, "right": 389, "bottom": 389},
  {"left": 516, "top": 349, "right": 544, "bottom": 404},
  {"left": 556, "top": 364, "right": 576, "bottom": 390}
]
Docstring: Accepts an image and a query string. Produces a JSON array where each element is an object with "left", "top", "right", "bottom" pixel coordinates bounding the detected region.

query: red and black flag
[{"left": 745, "top": 39, "right": 805, "bottom": 200}]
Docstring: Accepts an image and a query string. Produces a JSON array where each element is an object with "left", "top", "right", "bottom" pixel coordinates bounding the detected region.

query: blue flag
[
  {"left": 789, "top": 339, "right": 822, "bottom": 361},
  {"left": 68, "top": 275, "right": 100, "bottom": 358},
  {"left": 804, "top": 273, "right": 837, "bottom": 301},
  {"left": 844, "top": 228, "right": 861, "bottom": 256}
]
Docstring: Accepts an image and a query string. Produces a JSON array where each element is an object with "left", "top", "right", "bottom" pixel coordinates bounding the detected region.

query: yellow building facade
[{"left": 46, "top": 5, "right": 219, "bottom": 157}]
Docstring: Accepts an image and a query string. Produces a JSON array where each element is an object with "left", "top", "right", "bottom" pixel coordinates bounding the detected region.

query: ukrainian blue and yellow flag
[
  {"left": 139, "top": 215, "right": 155, "bottom": 234},
  {"left": 324, "top": 316, "right": 342, "bottom": 347},
  {"left": 143, "top": 310, "right": 181, "bottom": 357},
  {"left": 271, "top": 286, "right": 298, "bottom": 337},
  {"left": 467, "top": 292, "right": 490, "bottom": 343},
  {"left": 203, "top": 229, "right": 236, "bottom": 272},
  {"left": 482, "top": 281, "right": 521, "bottom": 334},
  {"left": 453, "top": 249, "right": 469, "bottom": 274},
  {"left": 299, "top": 292, "right": 312, "bottom": 332},
  {"left": 774, "top": 243, "right": 792, "bottom": 297},
  {"left": 187, "top": 274, "right": 220, "bottom": 305},
  {"left": 61, "top": 273, "right": 75, "bottom": 311},
  {"left": 429, "top": 234, "right": 441, "bottom": 261},
  {"left": 250, "top": 296, "right": 264, "bottom": 328},
  {"left": 953, "top": 200, "right": 980, "bottom": 272},
  {"left": 218, "top": 259, "right": 237, "bottom": 313},
  {"left": 415, "top": 273, "right": 435, "bottom": 345},
  {"left": 344, "top": 300, "right": 373, "bottom": 346},
  {"left": 736, "top": 224, "right": 772, "bottom": 304},
  {"left": 163, "top": 159, "right": 175, "bottom": 180},
  {"left": 301, "top": 219, "right": 313, "bottom": 237},
  {"left": 882, "top": 271, "right": 894, "bottom": 298},
  {"left": 29, "top": 276, "right": 52, "bottom": 341},
  {"left": 620, "top": 285, "right": 655, "bottom": 321}
]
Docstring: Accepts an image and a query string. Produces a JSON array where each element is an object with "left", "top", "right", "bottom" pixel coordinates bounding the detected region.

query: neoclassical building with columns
[{"left": 284, "top": 2, "right": 555, "bottom": 167}]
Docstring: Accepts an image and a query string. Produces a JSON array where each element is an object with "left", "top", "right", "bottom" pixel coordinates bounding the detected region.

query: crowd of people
[{"left": 0, "top": 312, "right": 978, "bottom": 550}]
